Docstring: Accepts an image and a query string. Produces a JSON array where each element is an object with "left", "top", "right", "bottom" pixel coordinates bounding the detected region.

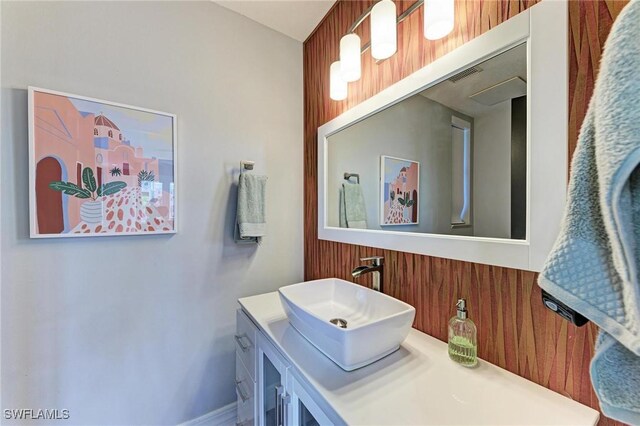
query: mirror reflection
[{"left": 327, "top": 43, "right": 527, "bottom": 240}]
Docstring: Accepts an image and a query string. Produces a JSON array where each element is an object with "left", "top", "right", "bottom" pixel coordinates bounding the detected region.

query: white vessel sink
[{"left": 278, "top": 278, "right": 416, "bottom": 371}]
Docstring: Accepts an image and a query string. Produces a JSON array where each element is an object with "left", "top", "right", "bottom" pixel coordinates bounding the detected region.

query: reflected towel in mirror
[{"left": 339, "top": 183, "right": 367, "bottom": 229}]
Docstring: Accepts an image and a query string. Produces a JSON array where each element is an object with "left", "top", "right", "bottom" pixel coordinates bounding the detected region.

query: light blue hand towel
[
  {"left": 339, "top": 187, "right": 347, "bottom": 228},
  {"left": 339, "top": 183, "right": 367, "bottom": 229},
  {"left": 236, "top": 173, "right": 267, "bottom": 244},
  {"left": 538, "top": 2, "right": 640, "bottom": 423}
]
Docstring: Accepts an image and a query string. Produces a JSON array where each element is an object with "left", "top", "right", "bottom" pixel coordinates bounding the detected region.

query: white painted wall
[
  {"left": 1, "top": 2, "right": 303, "bottom": 425},
  {"left": 473, "top": 100, "right": 511, "bottom": 238},
  {"left": 326, "top": 95, "right": 473, "bottom": 236}
]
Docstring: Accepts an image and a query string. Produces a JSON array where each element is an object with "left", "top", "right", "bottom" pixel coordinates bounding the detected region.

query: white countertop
[{"left": 239, "top": 292, "right": 600, "bottom": 426}]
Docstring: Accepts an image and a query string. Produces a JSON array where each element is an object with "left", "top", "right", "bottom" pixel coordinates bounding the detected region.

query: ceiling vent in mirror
[
  {"left": 469, "top": 76, "right": 527, "bottom": 106},
  {"left": 447, "top": 66, "right": 483, "bottom": 83}
]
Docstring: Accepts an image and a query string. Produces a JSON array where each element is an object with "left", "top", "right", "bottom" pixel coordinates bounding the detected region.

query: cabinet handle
[
  {"left": 275, "top": 386, "right": 290, "bottom": 426},
  {"left": 281, "top": 392, "right": 291, "bottom": 426},
  {"left": 235, "top": 379, "right": 250, "bottom": 403},
  {"left": 234, "top": 334, "right": 251, "bottom": 352},
  {"left": 275, "top": 385, "right": 284, "bottom": 426}
]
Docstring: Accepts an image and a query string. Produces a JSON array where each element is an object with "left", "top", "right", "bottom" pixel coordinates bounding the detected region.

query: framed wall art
[
  {"left": 380, "top": 155, "right": 419, "bottom": 226},
  {"left": 28, "top": 87, "right": 177, "bottom": 238}
]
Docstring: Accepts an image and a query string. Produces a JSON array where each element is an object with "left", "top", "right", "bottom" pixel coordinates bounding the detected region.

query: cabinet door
[
  {"left": 257, "top": 334, "right": 292, "bottom": 426},
  {"left": 287, "top": 374, "right": 336, "bottom": 426}
]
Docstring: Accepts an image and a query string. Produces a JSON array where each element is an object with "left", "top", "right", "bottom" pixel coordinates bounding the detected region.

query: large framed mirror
[{"left": 317, "top": 1, "right": 568, "bottom": 272}]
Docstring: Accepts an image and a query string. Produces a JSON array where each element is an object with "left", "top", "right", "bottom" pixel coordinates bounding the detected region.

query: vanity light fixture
[
  {"left": 340, "top": 33, "right": 362, "bottom": 82},
  {"left": 331, "top": 0, "right": 455, "bottom": 100},
  {"left": 371, "top": 0, "right": 397, "bottom": 60},
  {"left": 424, "top": 0, "right": 455, "bottom": 40},
  {"left": 330, "top": 61, "right": 348, "bottom": 101}
]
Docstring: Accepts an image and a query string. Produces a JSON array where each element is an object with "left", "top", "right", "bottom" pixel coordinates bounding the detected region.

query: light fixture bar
[
  {"left": 349, "top": 0, "right": 423, "bottom": 36},
  {"left": 397, "top": 0, "right": 424, "bottom": 24},
  {"left": 347, "top": 2, "right": 378, "bottom": 34},
  {"left": 351, "top": 0, "right": 425, "bottom": 55},
  {"left": 330, "top": 0, "right": 452, "bottom": 100}
]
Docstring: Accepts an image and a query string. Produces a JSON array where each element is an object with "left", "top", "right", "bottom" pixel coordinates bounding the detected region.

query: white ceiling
[{"left": 213, "top": 0, "right": 336, "bottom": 42}]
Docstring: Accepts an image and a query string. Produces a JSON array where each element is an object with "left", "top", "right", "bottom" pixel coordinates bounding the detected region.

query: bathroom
[{"left": 0, "top": 0, "right": 637, "bottom": 425}]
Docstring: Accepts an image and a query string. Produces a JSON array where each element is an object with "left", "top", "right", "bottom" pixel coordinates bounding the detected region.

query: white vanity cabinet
[
  {"left": 237, "top": 292, "right": 600, "bottom": 426},
  {"left": 236, "top": 308, "right": 338, "bottom": 426}
]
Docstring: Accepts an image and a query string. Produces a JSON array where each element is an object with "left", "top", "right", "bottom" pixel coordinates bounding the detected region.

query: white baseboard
[{"left": 179, "top": 402, "right": 236, "bottom": 426}]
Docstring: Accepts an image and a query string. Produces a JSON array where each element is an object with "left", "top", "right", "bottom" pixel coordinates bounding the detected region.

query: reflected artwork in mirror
[
  {"left": 327, "top": 44, "right": 527, "bottom": 240},
  {"left": 380, "top": 156, "right": 419, "bottom": 226}
]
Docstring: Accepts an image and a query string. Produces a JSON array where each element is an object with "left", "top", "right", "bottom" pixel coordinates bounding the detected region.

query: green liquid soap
[
  {"left": 448, "top": 335, "right": 477, "bottom": 367},
  {"left": 448, "top": 299, "right": 478, "bottom": 367}
]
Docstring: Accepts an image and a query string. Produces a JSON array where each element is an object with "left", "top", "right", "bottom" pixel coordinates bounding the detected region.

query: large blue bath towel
[{"left": 538, "top": 1, "right": 640, "bottom": 423}]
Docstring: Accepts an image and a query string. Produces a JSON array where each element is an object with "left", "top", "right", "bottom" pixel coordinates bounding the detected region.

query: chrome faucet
[{"left": 352, "top": 256, "right": 384, "bottom": 292}]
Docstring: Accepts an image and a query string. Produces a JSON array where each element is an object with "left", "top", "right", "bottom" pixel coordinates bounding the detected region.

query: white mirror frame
[{"left": 317, "top": 0, "right": 567, "bottom": 272}]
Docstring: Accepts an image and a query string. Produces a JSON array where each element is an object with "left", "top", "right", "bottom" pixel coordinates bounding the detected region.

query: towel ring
[
  {"left": 344, "top": 172, "right": 360, "bottom": 184},
  {"left": 241, "top": 160, "right": 255, "bottom": 172}
]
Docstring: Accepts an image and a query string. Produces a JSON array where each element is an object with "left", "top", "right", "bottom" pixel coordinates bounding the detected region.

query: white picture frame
[
  {"left": 28, "top": 87, "right": 178, "bottom": 238},
  {"left": 380, "top": 155, "right": 420, "bottom": 226}
]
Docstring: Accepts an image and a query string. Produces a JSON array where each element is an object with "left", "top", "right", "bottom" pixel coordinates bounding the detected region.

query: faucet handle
[{"left": 360, "top": 256, "right": 384, "bottom": 265}]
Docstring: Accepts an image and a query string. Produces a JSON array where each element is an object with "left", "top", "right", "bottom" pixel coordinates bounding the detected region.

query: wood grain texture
[
  {"left": 304, "top": 1, "right": 628, "bottom": 424},
  {"left": 568, "top": 0, "right": 627, "bottom": 160}
]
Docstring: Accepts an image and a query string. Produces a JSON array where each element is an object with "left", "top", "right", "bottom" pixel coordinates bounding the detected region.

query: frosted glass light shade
[
  {"left": 371, "top": 0, "right": 397, "bottom": 60},
  {"left": 330, "top": 61, "right": 348, "bottom": 101},
  {"left": 340, "top": 33, "right": 361, "bottom": 82},
  {"left": 424, "top": 0, "right": 454, "bottom": 40}
]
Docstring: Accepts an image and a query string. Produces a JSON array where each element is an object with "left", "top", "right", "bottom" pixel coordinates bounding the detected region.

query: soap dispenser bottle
[{"left": 448, "top": 298, "right": 477, "bottom": 367}]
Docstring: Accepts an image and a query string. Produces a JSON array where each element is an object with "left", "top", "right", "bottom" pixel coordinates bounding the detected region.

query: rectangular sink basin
[{"left": 278, "top": 278, "right": 416, "bottom": 371}]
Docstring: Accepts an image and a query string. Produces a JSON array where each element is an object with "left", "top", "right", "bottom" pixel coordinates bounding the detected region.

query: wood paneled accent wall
[{"left": 303, "top": 1, "right": 628, "bottom": 424}]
